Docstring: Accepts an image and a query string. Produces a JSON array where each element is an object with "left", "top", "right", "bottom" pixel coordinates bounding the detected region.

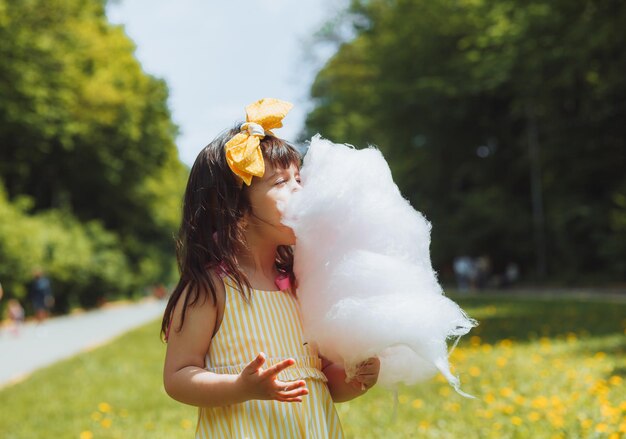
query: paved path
[{"left": 0, "top": 298, "right": 166, "bottom": 389}]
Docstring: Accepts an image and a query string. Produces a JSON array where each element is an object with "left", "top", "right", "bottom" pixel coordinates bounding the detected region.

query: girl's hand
[
  {"left": 237, "top": 352, "right": 309, "bottom": 402},
  {"left": 347, "top": 357, "right": 380, "bottom": 391}
]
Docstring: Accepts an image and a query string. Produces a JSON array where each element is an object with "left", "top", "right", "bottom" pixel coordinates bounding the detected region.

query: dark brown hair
[{"left": 160, "top": 125, "right": 302, "bottom": 341}]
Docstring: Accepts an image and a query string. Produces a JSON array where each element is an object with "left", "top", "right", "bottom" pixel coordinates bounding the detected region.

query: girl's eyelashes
[{"left": 274, "top": 176, "right": 301, "bottom": 186}]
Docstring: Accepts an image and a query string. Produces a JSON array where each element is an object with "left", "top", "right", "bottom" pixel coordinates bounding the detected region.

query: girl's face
[{"left": 245, "top": 162, "right": 302, "bottom": 245}]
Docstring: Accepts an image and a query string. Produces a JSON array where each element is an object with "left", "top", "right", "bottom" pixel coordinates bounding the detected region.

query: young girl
[{"left": 162, "top": 98, "right": 380, "bottom": 438}]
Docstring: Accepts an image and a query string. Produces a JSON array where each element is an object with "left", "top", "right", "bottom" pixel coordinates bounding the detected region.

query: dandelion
[
  {"left": 499, "top": 387, "right": 513, "bottom": 398},
  {"left": 481, "top": 344, "right": 492, "bottom": 353},
  {"left": 595, "top": 423, "right": 608, "bottom": 433},
  {"left": 419, "top": 420, "right": 430, "bottom": 429},
  {"left": 469, "top": 366, "right": 481, "bottom": 377},
  {"left": 98, "top": 402, "right": 112, "bottom": 413},
  {"left": 594, "top": 352, "right": 606, "bottom": 360},
  {"left": 501, "top": 405, "right": 514, "bottom": 415},
  {"left": 511, "top": 416, "right": 523, "bottom": 426},
  {"left": 484, "top": 393, "right": 495, "bottom": 404},
  {"left": 101, "top": 419, "right": 112, "bottom": 429},
  {"left": 608, "top": 375, "right": 622, "bottom": 386},
  {"left": 496, "top": 357, "right": 508, "bottom": 368},
  {"left": 528, "top": 412, "right": 541, "bottom": 422},
  {"left": 531, "top": 396, "right": 548, "bottom": 409},
  {"left": 79, "top": 432, "right": 93, "bottom": 439},
  {"left": 609, "top": 433, "right": 620, "bottom": 439},
  {"left": 499, "top": 339, "right": 513, "bottom": 348},
  {"left": 411, "top": 399, "right": 423, "bottom": 409},
  {"left": 549, "top": 415, "right": 564, "bottom": 428},
  {"left": 444, "top": 402, "right": 460, "bottom": 412},
  {"left": 438, "top": 387, "right": 451, "bottom": 396},
  {"left": 580, "top": 419, "right": 593, "bottom": 429}
]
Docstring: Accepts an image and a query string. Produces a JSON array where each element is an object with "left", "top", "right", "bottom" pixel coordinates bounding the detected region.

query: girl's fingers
[
  {"left": 262, "top": 358, "right": 295, "bottom": 377},
  {"left": 275, "top": 380, "right": 307, "bottom": 392},
  {"left": 278, "top": 397, "right": 303, "bottom": 403},
  {"left": 243, "top": 352, "right": 266, "bottom": 374},
  {"left": 278, "top": 387, "right": 309, "bottom": 399}
]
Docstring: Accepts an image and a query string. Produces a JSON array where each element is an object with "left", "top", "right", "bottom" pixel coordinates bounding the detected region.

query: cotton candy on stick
[{"left": 281, "top": 135, "right": 478, "bottom": 397}]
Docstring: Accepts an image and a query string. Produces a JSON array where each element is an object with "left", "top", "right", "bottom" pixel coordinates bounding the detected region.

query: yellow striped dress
[{"left": 196, "top": 273, "right": 344, "bottom": 438}]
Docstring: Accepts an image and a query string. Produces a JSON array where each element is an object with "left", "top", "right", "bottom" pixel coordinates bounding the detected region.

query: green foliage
[
  {"left": 0, "top": 0, "right": 189, "bottom": 309},
  {"left": 305, "top": 0, "right": 626, "bottom": 283},
  {"left": 0, "top": 182, "right": 133, "bottom": 313}
]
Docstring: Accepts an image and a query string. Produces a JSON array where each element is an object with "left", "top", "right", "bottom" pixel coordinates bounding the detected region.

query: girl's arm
[
  {"left": 320, "top": 356, "right": 380, "bottom": 403},
  {"left": 163, "top": 276, "right": 308, "bottom": 408}
]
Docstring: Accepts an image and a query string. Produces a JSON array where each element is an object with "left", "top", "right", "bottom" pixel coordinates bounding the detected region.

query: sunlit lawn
[{"left": 1, "top": 294, "right": 625, "bottom": 438}]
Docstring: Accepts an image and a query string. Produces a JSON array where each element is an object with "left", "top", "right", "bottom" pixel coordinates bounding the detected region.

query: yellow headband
[{"left": 224, "top": 98, "right": 293, "bottom": 186}]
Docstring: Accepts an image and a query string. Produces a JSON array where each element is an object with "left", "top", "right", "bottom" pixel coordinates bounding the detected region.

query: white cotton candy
[{"left": 282, "top": 135, "right": 478, "bottom": 397}]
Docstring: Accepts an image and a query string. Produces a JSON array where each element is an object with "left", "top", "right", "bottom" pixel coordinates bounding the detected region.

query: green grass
[{"left": 1, "top": 295, "right": 625, "bottom": 438}]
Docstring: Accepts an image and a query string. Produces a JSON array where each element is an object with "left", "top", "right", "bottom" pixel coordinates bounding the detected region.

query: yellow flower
[
  {"left": 609, "top": 433, "right": 620, "bottom": 439},
  {"left": 499, "top": 387, "right": 513, "bottom": 398},
  {"left": 619, "top": 422, "right": 626, "bottom": 433},
  {"left": 411, "top": 399, "right": 423, "bottom": 409},
  {"left": 470, "top": 336, "right": 481, "bottom": 346},
  {"left": 595, "top": 423, "right": 608, "bottom": 433},
  {"left": 608, "top": 375, "right": 623, "bottom": 386},
  {"left": 481, "top": 344, "right": 492, "bottom": 353},
  {"left": 98, "top": 402, "right": 112, "bottom": 413},
  {"left": 511, "top": 416, "right": 523, "bottom": 426},
  {"left": 444, "top": 402, "right": 460, "bottom": 412},
  {"left": 531, "top": 396, "right": 549, "bottom": 409},
  {"left": 594, "top": 351, "right": 606, "bottom": 360},
  {"left": 580, "top": 419, "right": 593, "bottom": 429},
  {"left": 438, "top": 387, "right": 451, "bottom": 396},
  {"left": 419, "top": 420, "right": 430, "bottom": 429},
  {"left": 619, "top": 401, "right": 626, "bottom": 411},
  {"left": 502, "top": 405, "right": 514, "bottom": 415},
  {"left": 469, "top": 366, "right": 481, "bottom": 377},
  {"left": 499, "top": 339, "right": 513, "bottom": 348},
  {"left": 79, "top": 432, "right": 93, "bottom": 439},
  {"left": 181, "top": 419, "right": 193, "bottom": 429},
  {"left": 496, "top": 357, "right": 508, "bottom": 368},
  {"left": 528, "top": 412, "right": 541, "bottom": 422},
  {"left": 550, "top": 395, "right": 561, "bottom": 406},
  {"left": 484, "top": 393, "right": 495, "bottom": 404},
  {"left": 514, "top": 395, "right": 526, "bottom": 405},
  {"left": 101, "top": 418, "right": 112, "bottom": 428},
  {"left": 550, "top": 416, "right": 565, "bottom": 428},
  {"left": 566, "top": 332, "right": 577, "bottom": 342}
]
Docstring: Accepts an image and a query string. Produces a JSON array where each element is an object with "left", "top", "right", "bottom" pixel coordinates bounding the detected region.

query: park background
[{"left": 0, "top": 0, "right": 624, "bottom": 438}]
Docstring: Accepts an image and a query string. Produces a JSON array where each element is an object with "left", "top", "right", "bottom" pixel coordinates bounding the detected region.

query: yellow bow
[{"left": 224, "top": 98, "right": 293, "bottom": 186}]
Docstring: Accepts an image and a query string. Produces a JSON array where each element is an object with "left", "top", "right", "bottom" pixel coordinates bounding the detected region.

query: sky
[{"left": 106, "top": 0, "right": 342, "bottom": 166}]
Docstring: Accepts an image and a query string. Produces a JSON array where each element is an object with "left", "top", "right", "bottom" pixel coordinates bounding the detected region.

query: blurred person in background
[{"left": 28, "top": 268, "right": 54, "bottom": 325}]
